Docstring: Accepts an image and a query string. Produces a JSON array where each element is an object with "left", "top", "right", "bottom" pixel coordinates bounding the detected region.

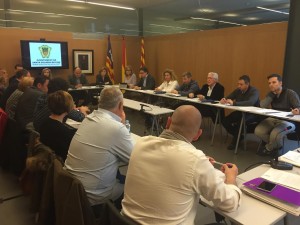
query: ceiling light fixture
[
  {"left": 7, "top": 9, "right": 96, "bottom": 19},
  {"left": 256, "top": 6, "right": 289, "bottom": 15},
  {"left": 149, "top": 23, "right": 198, "bottom": 31},
  {"left": 0, "top": 19, "right": 71, "bottom": 26},
  {"left": 67, "top": 0, "right": 135, "bottom": 10},
  {"left": 190, "top": 17, "right": 246, "bottom": 26},
  {"left": 120, "top": 29, "right": 139, "bottom": 32}
]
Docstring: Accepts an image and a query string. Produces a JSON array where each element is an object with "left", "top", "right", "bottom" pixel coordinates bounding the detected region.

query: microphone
[
  {"left": 140, "top": 103, "right": 151, "bottom": 112},
  {"left": 271, "top": 125, "right": 293, "bottom": 170}
]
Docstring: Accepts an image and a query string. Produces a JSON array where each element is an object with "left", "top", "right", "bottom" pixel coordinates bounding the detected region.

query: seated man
[
  {"left": 133, "top": 66, "right": 155, "bottom": 90},
  {"left": 189, "top": 72, "right": 224, "bottom": 122},
  {"left": 68, "top": 67, "right": 89, "bottom": 106},
  {"left": 15, "top": 75, "right": 49, "bottom": 130},
  {"left": 255, "top": 74, "right": 300, "bottom": 156},
  {"left": 65, "top": 87, "right": 133, "bottom": 206},
  {"left": 122, "top": 105, "right": 241, "bottom": 224},
  {"left": 172, "top": 71, "right": 199, "bottom": 96},
  {"left": 33, "top": 78, "right": 89, "bottom": 132},
  {"left": 220, "top": 75, "right": 259, "bottom": 150}
]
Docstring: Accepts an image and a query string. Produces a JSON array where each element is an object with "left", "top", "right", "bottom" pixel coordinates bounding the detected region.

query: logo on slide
[{"left": 39, "top": 45, "right": 52, "bottom": 58}]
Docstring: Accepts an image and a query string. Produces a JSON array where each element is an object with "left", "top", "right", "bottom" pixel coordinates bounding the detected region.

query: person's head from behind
[
  {"left": 18, "top": 76, "right": 34, "bottom": 92},
  {"left": 267, "top": 74, "right": 282, "bottom": 93},
  {"left": 73, "top": 67, "right": 82, "bottom": 78},
  {"left": 182, "top": 72, "right": 192, "bottom": 84},
  {"left": 166, "top": 105, "right": 202, "bottom": 142},
  {"left": 16, "top": 69, "right": 30, "bottom": 81},
  {"left": 125, "top": 66, "right": 133, "bottom": 76},
  {"left": 47, "top": 77, "right": 69, "bottom": 94},
  {"left": 41, "top": 68, "right": 52, "bottom": 79},
  {"left": 48, "top": 91, "right": 74, "bottom": 116},
  {"left": 14, "top": 64, "right": 23, "bottom": 72},
  {"left": 99, "top": 67, "right": 108, "bottom": 77},
  {"left": 33, "top": 76, "right": 49, "bottom": 94},
  {"left": 163, "top": 69, "right": 176, "bottom": 83},
  {"left": 98, "top": 87, "right": 124, "bottom": 119},
  {"left": 207, "top": 72, "right": 218, "bottom": 86},
  {"left": 237, "top": 75, "right": 250, "bottom": 92},
  {"left": 139, "top": 66, "right": 148, "bottom": 79}
]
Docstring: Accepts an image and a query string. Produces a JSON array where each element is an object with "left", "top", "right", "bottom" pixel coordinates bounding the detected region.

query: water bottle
[{"left": 125, "top": 120, "right": 131, "bottom": 133}]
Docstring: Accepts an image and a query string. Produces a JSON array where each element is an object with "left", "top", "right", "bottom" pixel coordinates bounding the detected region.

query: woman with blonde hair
[
  {"left": 41, "top": 68, "right": 52, "bottom": 79},
  {"left": 155, "top": 69, "right": 179, "bottom": 93},
  {"left": 124, "top": 65, "right": 136, "bottom": 88}
]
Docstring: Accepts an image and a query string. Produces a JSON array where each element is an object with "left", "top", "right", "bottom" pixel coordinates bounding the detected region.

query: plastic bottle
[{"left": 125, "top": 120, "right": 131, "bottom": 133}]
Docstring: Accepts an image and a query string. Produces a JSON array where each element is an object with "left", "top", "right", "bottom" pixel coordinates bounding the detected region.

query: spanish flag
[
  {"left": 121, "top": 36, "right": 127, "bottom": 82},
  {"left": 140, "top": 37, "right": 145, "bottom": 67},
  {"left": 106, "top": 35, "right": 115, "bottom": 84}
]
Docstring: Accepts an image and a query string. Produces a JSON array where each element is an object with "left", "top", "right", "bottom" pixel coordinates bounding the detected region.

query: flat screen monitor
[{"left": 20, "top": 40, "right": 69, "bottom": 69}]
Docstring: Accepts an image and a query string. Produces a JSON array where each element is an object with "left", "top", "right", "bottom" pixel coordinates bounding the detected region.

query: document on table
[
  {"left": 279, "top": 150, "right": 300, "bottom": 167},
  {"left": 261, "top": 168, "right": 300, "bottom": 191}
]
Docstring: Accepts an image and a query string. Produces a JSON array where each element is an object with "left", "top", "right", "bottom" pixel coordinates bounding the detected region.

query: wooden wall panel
[
  {"left": 0, "top": 22, "right": 287, "bottom": 99},
  {"left": 145, "top": 22, "right": 288, "bottom": 98},
  {"left": 0, "top": 28, "right": 140, "bottom": 84}
]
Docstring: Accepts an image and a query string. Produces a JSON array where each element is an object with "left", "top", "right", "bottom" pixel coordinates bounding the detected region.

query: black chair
[{"left": 99, "top": 200, "right": 137, "bottom": 225}]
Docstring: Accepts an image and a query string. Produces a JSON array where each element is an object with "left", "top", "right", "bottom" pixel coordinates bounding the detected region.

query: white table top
[
  {"left": 201, "top": 164, "right": 287, "bottom": 225},
  {"left": 123, "top": 98, "right": 174, "bottom": 116}
]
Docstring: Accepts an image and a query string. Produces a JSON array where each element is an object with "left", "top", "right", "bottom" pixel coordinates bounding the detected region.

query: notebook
[{"left": 242, "top": 177, "right": 300, "bottom": 215}]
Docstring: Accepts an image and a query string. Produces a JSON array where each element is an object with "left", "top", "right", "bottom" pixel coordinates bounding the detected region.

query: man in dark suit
[
  {"left": 68, "top": 67, "right": 88, "bottom": 89},
  {"left": 220, "top": 75, "right": 260, "bottom": 150},
  {"left": 68, "top": 67, "right": 89, "bottom": 106},
  {"left": 134, "top": 66, "right": 155, "bottom": 90},
  {"left": 189, "top": 72, "right": 224, "bottom": 122}
]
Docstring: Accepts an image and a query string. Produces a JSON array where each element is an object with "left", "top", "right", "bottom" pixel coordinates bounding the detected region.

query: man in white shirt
[
  {"left": 65, "top": 87, "right": 133, "bottom": 206},
  {"left": 122, "top": 105, "right": 241, "bottom": 225}
]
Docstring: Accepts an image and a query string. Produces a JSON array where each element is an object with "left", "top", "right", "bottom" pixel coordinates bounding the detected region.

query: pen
[{"left": 213, "top": 161, "right": 233, "bottom": 168}]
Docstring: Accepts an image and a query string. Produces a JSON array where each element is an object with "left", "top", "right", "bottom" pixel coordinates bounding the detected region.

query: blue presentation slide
[{"left": 29, "top": 42, "right": 62, "bottom": 67}]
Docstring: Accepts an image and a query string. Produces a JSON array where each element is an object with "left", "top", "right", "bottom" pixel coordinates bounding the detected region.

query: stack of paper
[{"left": 279, "top": 150, "right": 300, "bottom": 167}]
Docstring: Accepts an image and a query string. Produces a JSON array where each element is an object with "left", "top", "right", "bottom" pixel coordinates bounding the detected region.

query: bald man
[{"left": 122, "top": 105, "right": 241, "bottom": 225}]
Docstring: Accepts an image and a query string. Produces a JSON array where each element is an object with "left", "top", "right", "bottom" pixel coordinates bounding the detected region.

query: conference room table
[
  {"left": 123, "top": 98, "right": 174, "bottom": 136},
  {"left": 200, "top": 162, "right": 300, "bottom": 225},
  {"left": 120, "top": 88, "right": 300, "bottom": 154}
]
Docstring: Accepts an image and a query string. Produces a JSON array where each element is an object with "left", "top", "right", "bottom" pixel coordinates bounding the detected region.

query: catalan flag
[
  {"left": 106, "top": 35, "right": 115, "bottom": 84},
  {"left": 121, "top": 36, "right": 127, "bottom": 82},
  {"left": 140, "top": 37, "right": 145, "bottom": 67}
]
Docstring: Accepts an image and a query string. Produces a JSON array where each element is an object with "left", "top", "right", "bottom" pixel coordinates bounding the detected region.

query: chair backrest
[
  {"left": 100, "top": 200, "right": 137, "bottom": 225},
  {"left": 0, "top": 108, "right": 8, "bottom": 142},
  {"left": 53, "top": 159, "right": 96, "bottom": 225}
]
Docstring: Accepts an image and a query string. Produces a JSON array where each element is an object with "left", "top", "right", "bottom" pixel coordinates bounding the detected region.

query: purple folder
[{"left": 243, "top": 177, "right": 300, "bottom": 206}]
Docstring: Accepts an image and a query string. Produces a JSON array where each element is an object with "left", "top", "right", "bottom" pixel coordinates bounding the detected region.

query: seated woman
[
  {"left": 155, "top": 69, "right": 179, "bottom": 93},
  {"left": 96, "top": 67, "right": 112, "bottom": 85},
  {"left": 39, "top": 90, "right": 76, "bottom": 161},
  {"left": 124, "top": 65, "right": 136, "bottom": 88},
  {"left": 41, "top": 68, "right": 52, "bottom": 79}
]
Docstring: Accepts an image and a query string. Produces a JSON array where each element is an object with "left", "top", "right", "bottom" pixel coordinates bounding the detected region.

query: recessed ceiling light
[
  {"left": 223, "top": 13, "right": 239, "bottom": 17},
  {"left": 257, "top": 6, "right": 289, "bottom": 15},
  {"left": 244, "top": 17, "right": 259, "bottom": 21},
  {"left": 120, "top": 29, "right": 139, "bottom": 32},
  {"left": 149, "top": 23, "right": 197, "bottom": 31},
  {"left": 7, "top": 9, "right": 96, "bottom": 19},
  {"left": 190, "top": 17, "right": 246, "bottom": 26},
  {"left": 21, "top": 1, "right": 42, "bottom": 5},
  {"left": 67, "top": 0, "right": 135, "bottom": 10},
  {"left": 0, "top": 19, "right": 71, "bottom": 26},
  {"left": 196, "top": 8, "right": 215, "bottom": 13}
]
